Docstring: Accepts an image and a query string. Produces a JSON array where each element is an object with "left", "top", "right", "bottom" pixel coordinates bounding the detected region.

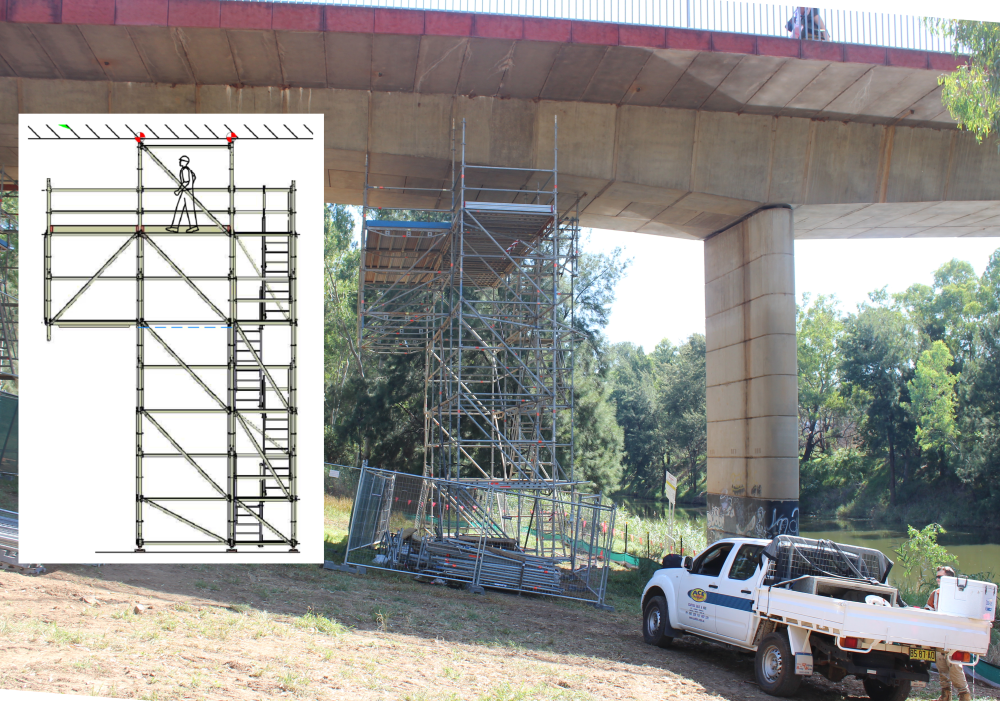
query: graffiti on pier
[
  {"left": 706, "top": 493, "right": 799, "bottom": 543},
  {"left": 767, "top": 505, "right": 799, "bottom": 536}
]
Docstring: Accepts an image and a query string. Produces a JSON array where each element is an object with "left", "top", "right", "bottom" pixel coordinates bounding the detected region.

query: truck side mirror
[{"left": 682, "top": 556, "right": 693, "bottom": 570}]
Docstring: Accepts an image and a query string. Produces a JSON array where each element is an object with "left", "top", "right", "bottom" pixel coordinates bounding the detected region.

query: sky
[{"left": 585, "top": 232, "right": 1000, "bottom": 352}]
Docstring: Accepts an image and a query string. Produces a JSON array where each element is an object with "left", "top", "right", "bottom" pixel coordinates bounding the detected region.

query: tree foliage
[
  {"left": 893, "top": 523, "right": 958, "bottom": 601},
  {"left": 906, "top": 340, "right": 958, "bottom": 457},
  {"left": 931, "top": 20, "right": 1000, "bottom": 142},
  {"left": 838, "top": 300, "right": 917, "bottom": 505},
  {"left": 797, "top": 294, "right": 849, "bottom": 462},
  {"left": 799, "top": 251, "right": 1000, "bottom": 528}
]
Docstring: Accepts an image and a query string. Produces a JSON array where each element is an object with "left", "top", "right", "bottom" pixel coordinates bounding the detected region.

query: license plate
[{"left": 910, "top": 648, "right": 935, "bottom": 660}]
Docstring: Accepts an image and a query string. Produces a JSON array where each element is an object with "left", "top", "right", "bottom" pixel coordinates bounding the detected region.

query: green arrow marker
[{"left": 59, "top": 124, "right": 70, "bottom": 129}]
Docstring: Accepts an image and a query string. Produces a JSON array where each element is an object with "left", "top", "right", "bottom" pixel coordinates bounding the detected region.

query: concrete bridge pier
[{"left": 704, "top": 206, "right": 799, "bottom": 543}]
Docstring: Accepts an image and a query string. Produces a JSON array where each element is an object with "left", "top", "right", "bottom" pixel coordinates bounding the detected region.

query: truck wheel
[
  {"left": 754, "top": 631, "right": 803, "bottom": 697},
  {"left": 642, "top": 595, "right": 674, "bottom": 648},
  {"left": 862, "top": 679, "right": 911, "bottom": 701}
]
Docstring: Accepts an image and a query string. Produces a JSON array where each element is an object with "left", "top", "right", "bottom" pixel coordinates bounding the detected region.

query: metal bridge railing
[{"left": 235, "top": 0, "right": 956, "bottom": 53}]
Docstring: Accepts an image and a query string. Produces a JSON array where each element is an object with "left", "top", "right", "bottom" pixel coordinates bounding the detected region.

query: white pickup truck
[{"left": 641, "top": 535, "right": 996, "bottom": 700}]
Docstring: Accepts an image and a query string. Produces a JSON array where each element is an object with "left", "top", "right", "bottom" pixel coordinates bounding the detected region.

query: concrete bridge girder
[{"left": 5, "top": 76, "right": 998, "bottom": 239}]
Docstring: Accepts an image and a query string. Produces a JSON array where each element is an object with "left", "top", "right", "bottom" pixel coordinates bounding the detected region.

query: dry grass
[{"left": 1, "top": 494, "right": 991, "bottom": 700}]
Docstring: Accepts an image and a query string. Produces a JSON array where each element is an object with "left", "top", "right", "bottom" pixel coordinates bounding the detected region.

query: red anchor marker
[
  {"left": 227, "top": 131, "right": 238, "bottom": 143},
  {"left": 134, "top": 132, "right": 145, "bottom": 144}
]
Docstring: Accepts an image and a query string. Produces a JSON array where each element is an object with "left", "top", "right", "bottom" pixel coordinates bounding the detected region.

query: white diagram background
[{"left": 18, "top": 114, "right": 324, "bottom": 563}]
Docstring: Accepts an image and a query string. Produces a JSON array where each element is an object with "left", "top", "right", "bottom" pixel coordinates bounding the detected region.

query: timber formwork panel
[{"left": 41, "top": 136, "right": 298, "bottom": 552}]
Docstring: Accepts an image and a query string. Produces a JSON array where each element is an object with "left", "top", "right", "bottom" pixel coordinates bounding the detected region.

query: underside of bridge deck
[{"left": 2, "top": 0, "right": 998, "bottom": 240}]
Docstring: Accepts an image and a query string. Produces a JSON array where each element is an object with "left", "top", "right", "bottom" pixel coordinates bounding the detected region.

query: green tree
[
  {"left": 929, "top": 20, "right": 1000, "bottom": 143},
  {"left": 656, "top": 335, "right": 707, "bottom": 500},
  {"left": 839, "top": 301, "right": 917, "bottom": 506},
  {"left": 956, "top": 249, "right": 1000, "bottom": 507},
  {"left": 896, "top": 259, "right": 980, "bottom": 364},
  {"left": 572, "top": 242, "right": 630, "bottom": 343},
  {"left": 797, "top": 294, "right": 848, "bottom": 462},
  {"left": 609, "top": 343, "right": 663, "bottom": 495},
  {"left": 324, "top": 205, "right": 361, "bottom": 430},
  {"left": 893, "top": 523, "right": 958, "bottom": 602},
  {"left": 906, "top": 340, "right": 959, "bottom": 460},
  {"left": 559, "top": 242, "right": 630, "bottom": 493},
  {"left": 568, "top": 339, "right": 625, "bottom": 493}
]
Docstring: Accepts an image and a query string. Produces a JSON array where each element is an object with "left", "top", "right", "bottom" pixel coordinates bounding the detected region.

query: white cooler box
[{"left": 938, "top": 576, "right": 997, "bottom": 621}]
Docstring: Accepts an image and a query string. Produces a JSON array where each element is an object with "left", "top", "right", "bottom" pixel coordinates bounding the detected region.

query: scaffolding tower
[
  {"left": 40, "top": 127, "right": 299, "bottom": 552},
  {"left": 359, "top": 119, "right": 578, "bottom": 487},
  {"left": 346, "top": 119, "right": 615, "bottom": 606}
]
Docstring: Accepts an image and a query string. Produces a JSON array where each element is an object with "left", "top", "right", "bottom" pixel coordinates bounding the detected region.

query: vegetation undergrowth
[{"left": 891, "top": 523, "right": 1000, "bottom": 665}]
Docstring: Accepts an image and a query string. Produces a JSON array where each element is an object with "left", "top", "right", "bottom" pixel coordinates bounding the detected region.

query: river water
[{"left": 622, "top": 498, "right": 1000, "bottom": 581}]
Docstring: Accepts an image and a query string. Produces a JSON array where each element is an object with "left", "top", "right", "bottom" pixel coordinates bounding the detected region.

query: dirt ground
[{"left": 2, "top": 561, "right": 994, "bottom": 701}]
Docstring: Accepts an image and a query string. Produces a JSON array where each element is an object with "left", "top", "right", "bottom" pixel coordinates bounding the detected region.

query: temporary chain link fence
[{"left": 338, "top": 464, "right": 616, "bottom": 606}]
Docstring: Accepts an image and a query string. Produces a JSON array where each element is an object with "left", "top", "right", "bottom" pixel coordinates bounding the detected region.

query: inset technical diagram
[{"left": 18, "top": 115, "right": 323, "bottom": 562}]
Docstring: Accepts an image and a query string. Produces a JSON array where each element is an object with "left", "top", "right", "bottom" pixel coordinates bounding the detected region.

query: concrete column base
[{"left": 705, "top": 494, "right": 799, "bottom": 541}]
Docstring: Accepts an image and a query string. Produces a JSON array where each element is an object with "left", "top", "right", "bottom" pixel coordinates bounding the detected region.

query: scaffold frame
[
  {"left": 359, "top": 117, "right": 580, "bottom": 488},
  {"left": 40, "top": 129, "right": 300, "bottom": 553}
]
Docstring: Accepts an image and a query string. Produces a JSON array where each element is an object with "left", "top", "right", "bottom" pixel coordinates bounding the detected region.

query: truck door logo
[{"left": 689, "top": 588, "right": 708, "bottom": 602}]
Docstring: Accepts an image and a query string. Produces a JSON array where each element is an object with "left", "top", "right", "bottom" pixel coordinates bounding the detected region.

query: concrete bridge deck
[{"left": 2, "top": 0, "right": 996, "bottom": 241}]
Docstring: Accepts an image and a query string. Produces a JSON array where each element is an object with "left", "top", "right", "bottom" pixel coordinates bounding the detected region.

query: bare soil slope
[{"left": 1, "top": 562, "right": 984, "bottom": 700}]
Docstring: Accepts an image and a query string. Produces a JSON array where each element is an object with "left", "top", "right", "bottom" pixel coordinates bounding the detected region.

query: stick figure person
[{"left": 167, "top": 155, "right": 199, "bottom": 233}]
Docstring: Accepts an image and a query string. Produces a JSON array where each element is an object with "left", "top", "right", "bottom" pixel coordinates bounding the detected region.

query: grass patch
[
  {"left": 0, "top": 616, "right": 88, "bottom": 645},
  {"left": 292, "top": 611, "right": 347, "bottom": 636}
]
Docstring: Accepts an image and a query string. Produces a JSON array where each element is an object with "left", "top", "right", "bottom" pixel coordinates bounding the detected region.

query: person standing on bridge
[
  {"left": 925, "top": 565, "right": 971, "bottom": 701},
  {"left": 786, "top": 7, "right": 830, "bottom": 41},
  {"left": 167, "top": 155, "right": 199, "bottom": 233}
]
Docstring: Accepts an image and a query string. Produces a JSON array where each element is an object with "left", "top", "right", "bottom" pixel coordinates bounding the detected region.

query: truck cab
[{"left": 643, "top": 537, "right": 769, "bottom": 647}]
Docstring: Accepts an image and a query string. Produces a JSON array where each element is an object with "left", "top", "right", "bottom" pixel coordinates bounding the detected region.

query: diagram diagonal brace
[
  {"left": 234, "top": 325, "right": 289, "bottom": 410},
  {"left": 51, "top": 234, "right": 136, "bottom": 322},
  {"left": 143, "top": 236, "right": 227, "bottom": 320},
  {"left": 235, "top": 413, "right": 291, "bottom": 499},
  {"left": 141, "top": 411, "right": 227, "bottom": 497},
  {"left": 144, "top": 327, "right": 226, "bottom": 410},
  {"left": 234, "top": 498, "right": 293, "bottom": 546},
  {"left": 238, "top": 412, "right": 287, "bottom": 453},
  {"left": 144, "top": 499, "right": 226, "bottom": 542}
]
